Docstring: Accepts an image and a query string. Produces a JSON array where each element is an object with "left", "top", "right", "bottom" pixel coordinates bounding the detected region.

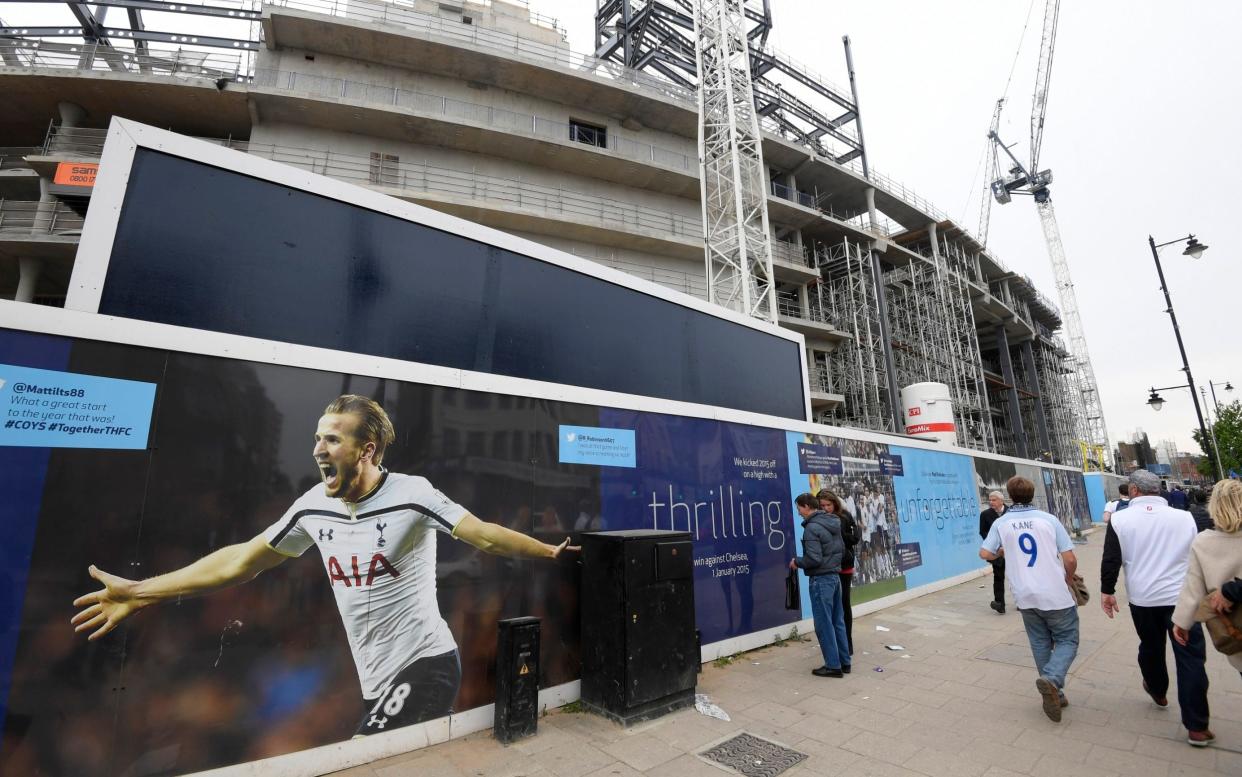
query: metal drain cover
[{"left": 699, "top": 733, "right": 807, "bottom": 777}]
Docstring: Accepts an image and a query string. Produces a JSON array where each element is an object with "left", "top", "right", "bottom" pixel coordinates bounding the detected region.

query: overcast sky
[
  {"left": 529, "top": 0, "right": 1240, "bottom": 456},
  {"left": 5, "top": 1, "right": 1237, "bottom": 454}
]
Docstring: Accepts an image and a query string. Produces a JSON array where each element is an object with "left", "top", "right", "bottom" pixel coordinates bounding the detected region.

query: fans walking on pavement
[
  {"left": 1102, "top": 483, "right": 1130, "bottom": 524},
  {"left": 979, "top": 491, "right": 1009, "bottom": 613},
  {"left": 1100, "top": 469, "right": 1211, "bottom": 747},
  {"left": 980, "top": 476, "right": 1079, "bottom": 722}
]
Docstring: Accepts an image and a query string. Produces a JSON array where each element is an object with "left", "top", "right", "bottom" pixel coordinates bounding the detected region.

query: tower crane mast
[
  {"left": 987, "top": 0, "right": 1111, "bottom": 469},
  {"left": 693, "top": 0, "right": 776, "bottom": 322}
]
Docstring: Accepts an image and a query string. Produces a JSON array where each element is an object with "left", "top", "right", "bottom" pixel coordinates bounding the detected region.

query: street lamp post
[
  {"left": 1147, "top": 234, "right": 1217, "bottom": 478},
  {"left": 1200, "top": 386, "right": 1226, "bottom": 483},
  {"left": 1209, "top": 379, "right": 1234, "bottom": 415}
]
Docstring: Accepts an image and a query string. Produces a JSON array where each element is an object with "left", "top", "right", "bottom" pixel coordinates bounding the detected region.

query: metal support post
[
  {"left": 864, "top": 187, "right": 903, "bottom": 431},
  {"left": 1201, "top": 386, "right": 1225, "bottom": 482},
  {"left": 996, "top": 326, "right": 1029, "bottom": 459},
  {"left": 1020, "top": 340, "right": 1053, "bottom": 459}
]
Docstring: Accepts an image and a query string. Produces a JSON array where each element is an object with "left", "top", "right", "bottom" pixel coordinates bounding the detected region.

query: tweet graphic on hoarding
[
  {"left": 557, "top": 425, "right": 636, "bottom": 467},
  {"left": 0, "top": 364, "right": 157, "bottom": 449}
]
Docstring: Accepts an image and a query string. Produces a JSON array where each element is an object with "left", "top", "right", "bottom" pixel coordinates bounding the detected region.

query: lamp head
[
  {"left": 1227, "top": 382, "right": 1235, "bottom": 393},
  {"left": 1147, "top": 390, "right": 1165, "bottom": 412},
  {"left": 1183, "top": 237, "right": 1208, "bottom": 259}
]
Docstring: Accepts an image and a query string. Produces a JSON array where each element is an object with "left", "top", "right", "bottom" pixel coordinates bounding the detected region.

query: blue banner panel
[
  {"left": 599, "top": 411, "right": 796, "bottom": 643},
  {"left": 0, "top": 364, "right": 156, "bottom": 449},
  {"left": 890, "top": 445, "right": 980, "bottom": 588},
  {"left": 878, "top": 453, "right": 904, "bottom": 477},
  {"left": 894, "top": 542, "right": 923, "bottom": 572},
  {"left": 557, "top": 425, "right": 636, "bottom": 467},
  {"left": 796, "top": 443, "right": 843, "bottom": 475}
]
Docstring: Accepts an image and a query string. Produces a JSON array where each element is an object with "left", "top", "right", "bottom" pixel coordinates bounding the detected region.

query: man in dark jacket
[
  {"left": 790, "top": 493, "right": 849, "bottom": 677},
  {"left": 1169, "top": 485, "right": 1189, "bottom": 510},
  {"left": 980, "top": 491, "right": 1008, "bottom": 613},
  {"left": 1189, "top": 489, "right": 1213, "bottom": 532}
]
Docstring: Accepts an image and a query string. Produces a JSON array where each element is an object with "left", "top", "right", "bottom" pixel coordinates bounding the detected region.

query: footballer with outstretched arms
[{"left": 71, "top": 394, "right": 577, "bottom": 735}]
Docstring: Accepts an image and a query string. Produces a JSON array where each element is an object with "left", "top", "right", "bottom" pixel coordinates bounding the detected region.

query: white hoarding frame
[{"left": 65, "top": 118, "right": 815, "bottom": 422}]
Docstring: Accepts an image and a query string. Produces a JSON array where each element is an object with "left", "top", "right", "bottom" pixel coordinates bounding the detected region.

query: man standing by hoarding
[
  {"left": 1100, "top": 469, "right": 1210, "bottom": 746},
  {"left": 71, "top": 394, "right": 576, "bottom": 735},
  {"left": 980, "top": 476, "right": 1079, "bottom": 722},
  {"left": 979, "top": 491, "right": 1009, "bottom": 613}
]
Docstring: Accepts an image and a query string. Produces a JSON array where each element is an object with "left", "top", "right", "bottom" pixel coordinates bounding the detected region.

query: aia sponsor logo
[{"left": 327, "top": 553, "right": 399, "bottom": 587}]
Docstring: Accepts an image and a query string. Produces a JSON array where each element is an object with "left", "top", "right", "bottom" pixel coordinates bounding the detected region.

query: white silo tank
[{"left": 901, "top": 382, "right": 956, "bottom": 444}]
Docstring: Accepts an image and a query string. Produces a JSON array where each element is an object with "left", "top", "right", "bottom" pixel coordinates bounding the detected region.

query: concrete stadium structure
[{"left": 0, "top": 0, "right": 1086, "bottom": 464}]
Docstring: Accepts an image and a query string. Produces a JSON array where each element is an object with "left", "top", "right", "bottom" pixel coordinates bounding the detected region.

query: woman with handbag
[
  {"left": 1173, "top": 480, "right": 1242, "bottom": 684},
  {"left": 817, "top": 489, "right": 858, "bottom": 656}
]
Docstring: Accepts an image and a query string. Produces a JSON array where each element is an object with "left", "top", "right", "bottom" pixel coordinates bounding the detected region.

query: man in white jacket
[{"left": 1100, "top": 469, "right": 1210, "bottom": 746}]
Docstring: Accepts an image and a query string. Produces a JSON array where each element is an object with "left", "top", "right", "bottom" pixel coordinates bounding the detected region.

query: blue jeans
[
  {"left": 809, "top": 574, "right": 850, "bottom": 670},
  {"left": 1019, "top": 606, "right": 1080, "bottom": 689}
]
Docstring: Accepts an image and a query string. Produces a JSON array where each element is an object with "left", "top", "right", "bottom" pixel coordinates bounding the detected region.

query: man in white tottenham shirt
[
  {"left": 71, "top": 394, "right": 576, "bottom": 735},
  {"left": 981, "top": 475, "right": 1079, "bottom": 722},
  {"left": 1100, "top": 468, "right": 1210, "bottom": 747}
]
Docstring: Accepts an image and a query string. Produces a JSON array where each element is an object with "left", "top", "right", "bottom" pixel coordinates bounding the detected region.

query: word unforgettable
[
  {"left": 901, "top": 488, "right": 975, "bottom": 530},
  {"left": 648, "top": 485, "right": 785, "bottom": 550}
]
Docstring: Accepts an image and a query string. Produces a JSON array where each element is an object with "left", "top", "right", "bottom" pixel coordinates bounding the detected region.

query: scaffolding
[
  {"left": 881, "top": 243, "right": 994, "bottom": 450},
  {"left": 935, "top": 239, "right": 995, "bottom": 451},
  {"left": 819, "top": 237, "right": 892, "bottom": 433},
  {"left": 594, "top": 0, "right": 866, "bottom": 167},
  {"left": 1035, "top": 337, "right": 1082, "bottom": 465}
]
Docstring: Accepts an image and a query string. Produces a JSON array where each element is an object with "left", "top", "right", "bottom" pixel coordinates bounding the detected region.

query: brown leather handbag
[
  {"left": 1195, "top": 589, "right": 1242, "bottom": 656},
  {"left": 1068, "top": 574, "right": 1090, "bottom": 607}
]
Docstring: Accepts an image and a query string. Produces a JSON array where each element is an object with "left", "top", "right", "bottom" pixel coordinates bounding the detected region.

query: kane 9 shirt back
[{"left": 981, "top": 504, "right": 1075, "bottom": 611}]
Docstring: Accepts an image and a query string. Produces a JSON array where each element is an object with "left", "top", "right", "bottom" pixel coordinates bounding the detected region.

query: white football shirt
[
  {"left": 264, "top": 472, "right": 468, "bottom": 699},
  {"left": 982, "top": 504, "right": 1075, "bottom": 611},
  {"left": 1108, "top": 495, "right": 1197, "bottom": 607}
]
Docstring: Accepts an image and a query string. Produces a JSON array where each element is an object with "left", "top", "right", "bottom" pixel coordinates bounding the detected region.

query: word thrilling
[{"left": 648, "top": 484, "right": 786, "bottom": 550}]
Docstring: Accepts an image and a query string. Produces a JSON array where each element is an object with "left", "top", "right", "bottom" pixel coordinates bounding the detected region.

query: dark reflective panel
[{"left": 99, "top": 150, "right": 806, "bottom": 420}]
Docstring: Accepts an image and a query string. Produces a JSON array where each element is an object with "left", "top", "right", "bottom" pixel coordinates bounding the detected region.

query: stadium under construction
[{"left": 0, "top": 0, "right": 1093, "bottom": 465}]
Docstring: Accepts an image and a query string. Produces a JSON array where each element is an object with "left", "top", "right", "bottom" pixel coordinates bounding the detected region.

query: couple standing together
[{"left": 790, "top": 490, "right": 858, "bottom": 677}]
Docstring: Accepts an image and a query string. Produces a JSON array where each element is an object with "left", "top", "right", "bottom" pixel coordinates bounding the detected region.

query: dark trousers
[
  {"left": 839, "top": 571, "right": 853, "bottom": 655},
  {"left": 355, "top": 649, "right": 461, "bottom": 735},
  {"left": 990, "top": 558, "right": 1006, "bottom": 604},
  {"left": 1128, "top": 604, "right": 1210, "bottom": 731}
]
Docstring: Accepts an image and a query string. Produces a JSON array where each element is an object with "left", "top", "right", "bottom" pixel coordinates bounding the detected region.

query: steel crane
[{"left": 986, "top": 0, "right": 1111, "bottom": 469}]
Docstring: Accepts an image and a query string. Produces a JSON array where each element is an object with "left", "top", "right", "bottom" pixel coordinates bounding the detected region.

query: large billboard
[
  {"left": 1, "top": 121, "right": 1092, "bottom": 775},
  {"left": 0, "top": 324, "right": 1093, "bottom": 775}
]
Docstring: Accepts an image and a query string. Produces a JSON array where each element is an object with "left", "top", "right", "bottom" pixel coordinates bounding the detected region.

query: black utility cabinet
[
  {"left": 579, "top": 530, "right": 697, "bottom": 725},
  {"left": 494, "top": 616, "right": 540, "bottom": 743}
]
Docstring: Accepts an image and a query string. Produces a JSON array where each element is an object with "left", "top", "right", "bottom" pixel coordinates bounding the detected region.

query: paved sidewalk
[{"left": 335, "top": 532, "right": 1242, "bottom": 777}]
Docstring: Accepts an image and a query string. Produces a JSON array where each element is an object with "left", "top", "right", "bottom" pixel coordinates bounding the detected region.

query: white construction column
[
  {"left": 16, "top": 258, "right": 41, "bottom": 303},
  {"left": 863, "top": 186, "right": 903, "bottom": 430},
  {"left": 59, "top": 101, "right": 87, "bottom": 129}
]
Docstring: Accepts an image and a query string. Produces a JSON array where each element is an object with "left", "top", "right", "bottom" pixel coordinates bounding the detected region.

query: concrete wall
[
  {"left": 255, "top": 46, "right": 696, "bottom": 163},
  {"left": 251, "top": 120, "right": 696, "bottom": 218}
]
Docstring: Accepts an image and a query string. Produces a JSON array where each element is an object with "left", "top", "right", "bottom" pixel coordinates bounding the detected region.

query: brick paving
[{"left": 333, "top": 532, "right": 1242, "bottom": 776}]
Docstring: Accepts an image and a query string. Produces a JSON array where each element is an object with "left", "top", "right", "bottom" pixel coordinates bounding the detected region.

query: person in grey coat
[{"left": 790, "top": 492, "right": 850, "bottom": 677}]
